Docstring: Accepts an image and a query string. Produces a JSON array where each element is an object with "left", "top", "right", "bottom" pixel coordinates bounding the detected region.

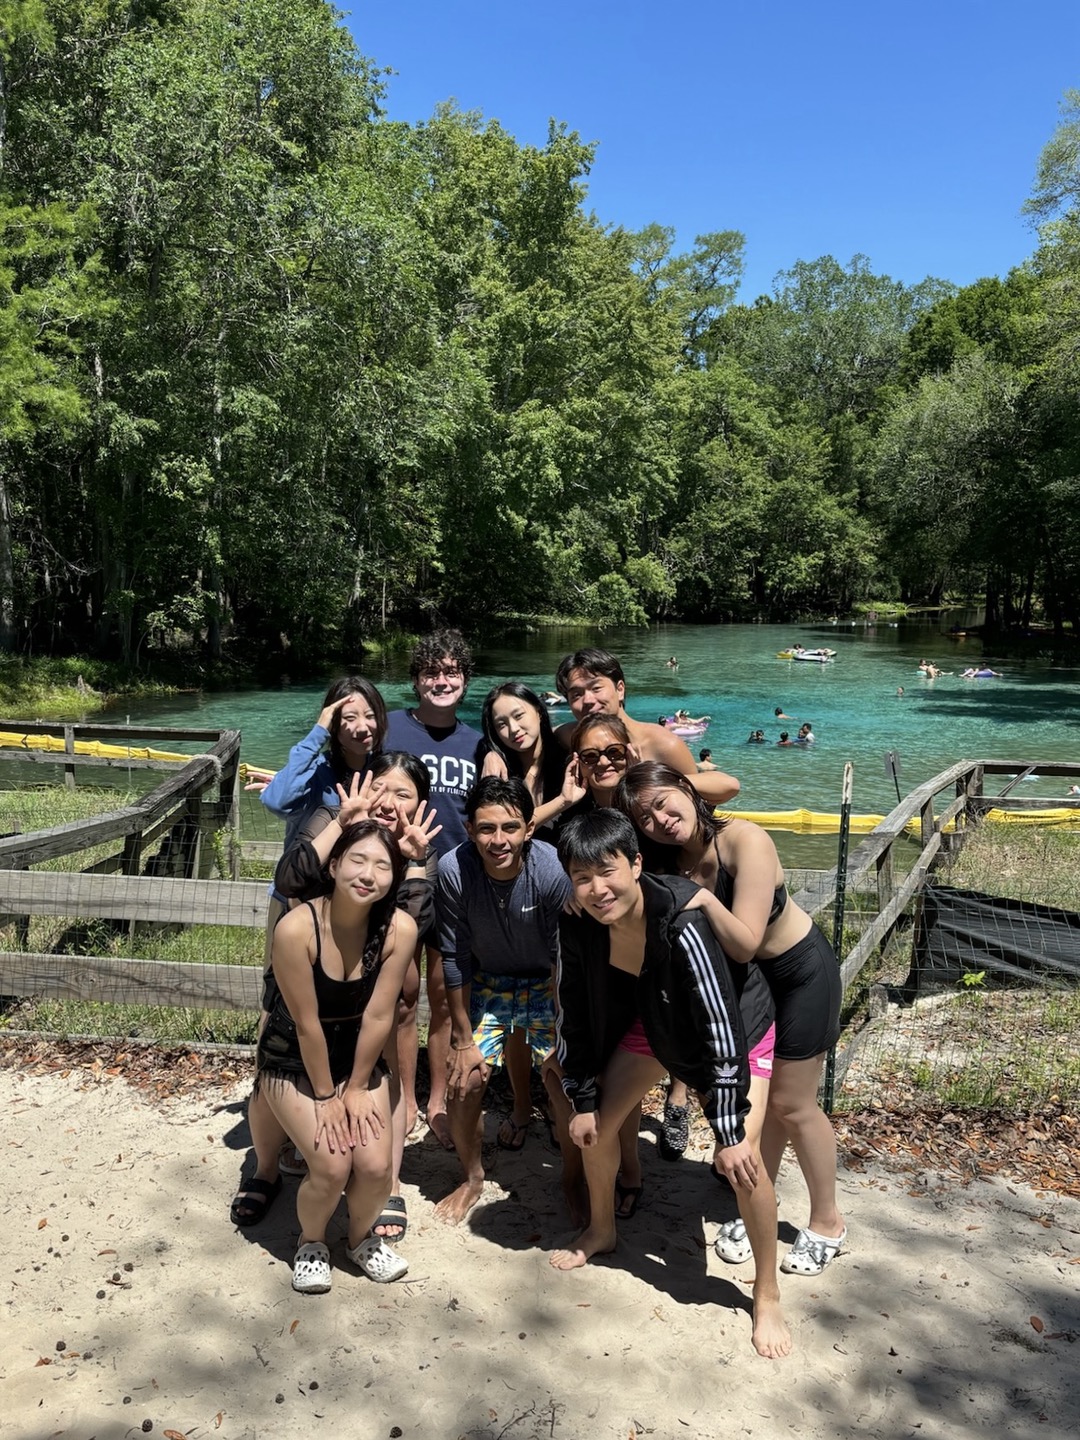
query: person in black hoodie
[{"left": 546, "top": 809, "right": 791, "bottom": 1360}]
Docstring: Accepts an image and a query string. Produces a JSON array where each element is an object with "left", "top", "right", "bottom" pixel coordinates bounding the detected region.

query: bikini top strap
[{"left": 304, "top": 899, "right": 323, "bottom": 967}]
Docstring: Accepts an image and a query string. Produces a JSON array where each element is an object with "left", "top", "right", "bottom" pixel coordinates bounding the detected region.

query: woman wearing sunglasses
[{"left": 563, "top": 715, "right": 635, "bottom": 814}]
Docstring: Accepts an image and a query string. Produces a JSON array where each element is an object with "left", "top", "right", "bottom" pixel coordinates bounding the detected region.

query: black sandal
[
  {"left": 369, "top": 1194, "right": 408, "bottom": 1243},
  {"left": 230, "top": 1175, "right": 282, "bottom": 1228}
]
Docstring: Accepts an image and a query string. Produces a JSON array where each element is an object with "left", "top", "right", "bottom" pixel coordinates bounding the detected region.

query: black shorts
[{"left": 759, "top": 922, "right": 841, "bottom": 1060}]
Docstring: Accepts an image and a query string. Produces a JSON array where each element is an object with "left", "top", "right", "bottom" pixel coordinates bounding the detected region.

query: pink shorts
[
  {"left": 748, "top": 1023, "right": 776, "bottom": 1080},
  {"left": 618, "top": 1020, "right": 775, "bottom": 1076},
  {"left": 618, "top": 1017, "right": 655, "bottom": 1058}
]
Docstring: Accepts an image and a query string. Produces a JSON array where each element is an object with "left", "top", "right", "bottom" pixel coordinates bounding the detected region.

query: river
[{"left": 87, "top": 618, "right": 1079, "bottom": 867}]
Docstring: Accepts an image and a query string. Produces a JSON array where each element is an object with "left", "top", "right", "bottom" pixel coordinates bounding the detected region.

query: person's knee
[
  {"left": 446, "top": 1059, "right": 489, "bottom": 1103},
  {"left": 542, "top": 1069, "right": 564, "bottom": 1111},
  {"left": 399, "top": 968, "right": 420, "bottom": 1014},
  {"left": 767, "top": 1087, "right": 821, "bottom": 1130},
  {"left": 306, "top": 1153, "right": 351, "bottom": 1194},
  {"left": 350, "top": 1144, "right": 392, "bottom": 1188}
]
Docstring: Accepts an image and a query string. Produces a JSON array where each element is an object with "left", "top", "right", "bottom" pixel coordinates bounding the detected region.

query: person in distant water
[
  {"left": 896, "top": 687, "right": 904, "bottom": 698},
  {"left": 796, "top": 723, "right": 815, "bottom": 745},
  {"left": 553, "top": 648, "right": 739, "bottom": 806},
  {"left": 774, "top": 707, "right": 796, "bottom": 722},
  {"left": 777, "top": 732, "right": 793, "bottom": 747},
  {"left": 665, "top": 656, "right": 679, "bottom": 669},
  {"left": 1069, "top": 786, "right": 1080, "bottom": 797},
  {"left": 697, "top": 748, "right": 717, "bottom": 771},
  {"left": 383, "top": 629, "right": 484, "bottom": 1151},
  {"left": 746, "top": 730, "right": 766, "bottom": 744}
]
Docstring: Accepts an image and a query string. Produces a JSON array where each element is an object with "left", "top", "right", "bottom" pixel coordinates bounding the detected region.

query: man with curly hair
[{"left": 384, "top": 629, "right": 484, "bottom": 1148}]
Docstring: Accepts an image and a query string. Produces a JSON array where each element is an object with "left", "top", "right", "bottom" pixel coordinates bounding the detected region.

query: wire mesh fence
[{"left": 833, "top": 823, "right": 1080, "bottom": 1112}]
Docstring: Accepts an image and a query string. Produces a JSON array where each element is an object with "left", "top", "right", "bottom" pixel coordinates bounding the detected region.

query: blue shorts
[{"left": 469, "top": 973, "right": 556, "bottom": 1070}]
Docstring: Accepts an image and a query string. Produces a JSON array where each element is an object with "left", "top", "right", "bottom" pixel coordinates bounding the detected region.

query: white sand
[{"left": 2, "top": 1063, "right": 1078, "bottom": 1440}]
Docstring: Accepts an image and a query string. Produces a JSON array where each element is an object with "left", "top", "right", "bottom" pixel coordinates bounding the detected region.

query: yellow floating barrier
[
  {"left": 0, "top": 730, "right": 194, "bottom": 764},
  {"left": 717, "top": 806, "right": 1079, "bottom": 835},
  {"left": 717, "top": 808, "right": 888, "bottom": 834}
]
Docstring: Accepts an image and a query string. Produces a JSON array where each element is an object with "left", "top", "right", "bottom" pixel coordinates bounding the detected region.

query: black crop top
[
  {"left": 306, "top": 900, "right": 384, "bottom": 1021},
  {"left": 712, "top": 854, "right": 788, "bottom": 926}
]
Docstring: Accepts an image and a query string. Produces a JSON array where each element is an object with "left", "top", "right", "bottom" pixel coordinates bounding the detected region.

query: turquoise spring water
[{"left": 95, "top": 619, "right": 1079, "bottom": 865}]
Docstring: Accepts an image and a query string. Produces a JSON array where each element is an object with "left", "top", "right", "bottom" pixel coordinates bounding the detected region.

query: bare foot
[
  {"left": 434, "top": 1178, "right": 483, "bottom": 1225},
  {"left": 751, "top": 1294, "right": 792, "bottom": 1359},
  {"left": 549, "top": 1224, "right": 617, "bottom": 1271},
  {"left": 404, "top": 1103, "right": 420, "bottom": 1138},
  {"left": 427, "top": 1111, "right": 456, "bottom": 1152}
]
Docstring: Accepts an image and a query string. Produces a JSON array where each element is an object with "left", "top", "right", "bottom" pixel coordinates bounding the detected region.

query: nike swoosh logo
[{"left": 521, "top": 904, "right": 539, "bottom": 912}]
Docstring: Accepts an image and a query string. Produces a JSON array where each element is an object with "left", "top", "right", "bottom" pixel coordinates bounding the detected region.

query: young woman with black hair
[
  {"left": 254, "top": 819, "right": 416, "bottom": 1294},
  {"left": 480, "top": 682, "right": 583, "bottom": 833},
  {"left": 233, "top": 754, "right": 440, "bottom": 1247},
  {"left": 260, "top": 676, "right": 387, "bottom": 843},
  {"left": 615, "top": 761, "right": 846, "bottom": 1278}
]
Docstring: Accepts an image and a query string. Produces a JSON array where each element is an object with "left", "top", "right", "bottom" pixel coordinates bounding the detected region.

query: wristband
[
  {"left": 313, "top": 1091, "right": 336, "bottom": 1102},
  {"left": 451, "top": 1041, "right": 477, "bottom": 1051}
]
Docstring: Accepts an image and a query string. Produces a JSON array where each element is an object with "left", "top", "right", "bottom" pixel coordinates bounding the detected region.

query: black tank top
[
  {"left": 306, "top": 900, "right": 384, "bottom": 1021},
  {"left": 712, "top": 847, "right": 788, "bottom": 927}
]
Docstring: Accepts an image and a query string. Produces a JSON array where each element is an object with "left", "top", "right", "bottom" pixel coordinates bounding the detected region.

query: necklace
[{"left": 485, "top": 874, "right": 516, "bottom": 911}]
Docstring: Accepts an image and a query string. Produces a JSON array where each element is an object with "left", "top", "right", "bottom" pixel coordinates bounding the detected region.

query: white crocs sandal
[
  {"left": 346, "top": 1235, "right": 409, "bottom": 1283},
  {"left": 780, "top": 1226, "right": 847, "bottom": 1276},
  {"left": 714, "top": 1218, "right": 753, "bottom": 1264},
  {"left": 292, "top": 1240, "right": 332, "bottom": 1294}
]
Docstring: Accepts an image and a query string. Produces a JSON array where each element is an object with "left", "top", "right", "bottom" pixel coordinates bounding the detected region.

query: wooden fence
[
  {"left": 0, "top": 735, "right": 1077, "bottom": 1030},
  {"left": 788, "top": 759, "right": 1080, "bottom": 995},
  {"left": 0, "top": 724, "right": 261, "bottom": 1011}
]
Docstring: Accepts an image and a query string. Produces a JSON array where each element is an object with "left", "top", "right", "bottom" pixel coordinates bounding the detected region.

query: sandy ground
[{"left": 2, "top": 1063, "right": 1079, "bottom": 1440}]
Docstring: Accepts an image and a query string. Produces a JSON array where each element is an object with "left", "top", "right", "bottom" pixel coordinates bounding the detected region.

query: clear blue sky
[{"left": 345, "top": 0, "right": 1079, "bottom": 302}]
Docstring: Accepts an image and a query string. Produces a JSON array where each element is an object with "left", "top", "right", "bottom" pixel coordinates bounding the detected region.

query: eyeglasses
[
  {"left": 578, "top": 744, "right": 629, "bottom": 769},
  {"left": 418, "top": 665, "right": 463, "bottom": 681}
]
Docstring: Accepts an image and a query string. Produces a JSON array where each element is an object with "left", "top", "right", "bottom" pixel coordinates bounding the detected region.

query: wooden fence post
[{"left": 63, "top": 725, "right": 76, "bottom": 790}]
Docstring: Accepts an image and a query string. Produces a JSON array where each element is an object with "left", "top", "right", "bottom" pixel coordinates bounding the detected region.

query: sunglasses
[{"left": 578, "top": 744, "right": 629, "bottom": 768}]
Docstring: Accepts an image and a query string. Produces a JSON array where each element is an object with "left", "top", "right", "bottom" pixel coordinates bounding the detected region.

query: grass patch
[
  {"left": 0, "top": 657, "right": 184, "bottom": 719},
  {"left": 0, "top": 784, "right": 141, "bottom": 833},
  {"left": 942, "top": 823, "right": 1080, "bottom": 910},
  {"left": 835, "top": 822, "right": 1080, "bottom": 1111},
  {"left": 3, "top": 998, "right": 260, "bottom": 1045},
  {"left": 0, "top": 782, "right": 271, "bottom": 1043}
]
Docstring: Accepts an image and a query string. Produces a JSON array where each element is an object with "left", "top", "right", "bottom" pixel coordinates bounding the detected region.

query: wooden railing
[
  {"left": 0, "top": 725, "right": 257, "bottom": 1012},
  {"left": 790, "top": 759, "right": 1080, "bottom": 993},
  {"left": 0, "top": 741, "right": 1076, "bottom": 1028}
]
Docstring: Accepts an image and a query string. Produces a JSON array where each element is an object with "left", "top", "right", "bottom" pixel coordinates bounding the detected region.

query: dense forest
[{"left": 2, "top": 1, "right": 1080, "bottom": 668}]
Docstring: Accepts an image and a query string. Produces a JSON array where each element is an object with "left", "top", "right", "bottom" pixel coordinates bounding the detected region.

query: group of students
[{"left": 230, "top": 631, "right": 845, "bottom": 1360}]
